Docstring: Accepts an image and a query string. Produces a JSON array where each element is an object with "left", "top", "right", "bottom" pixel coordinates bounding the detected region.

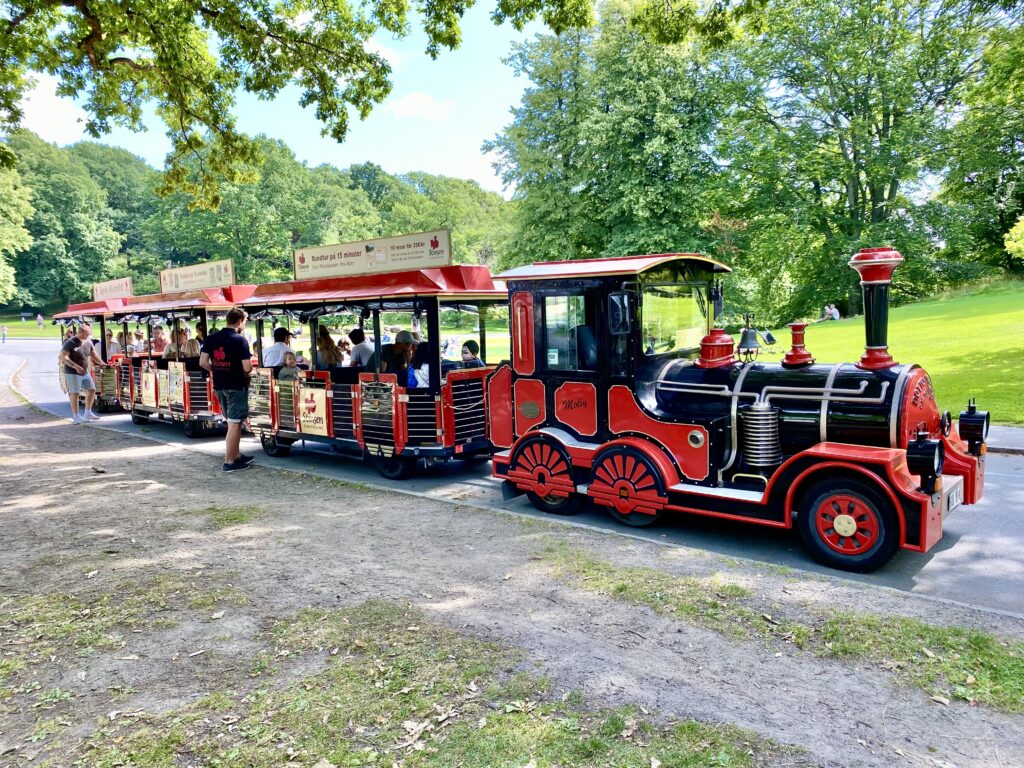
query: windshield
[{"left": 641, "top": 283, "right": 707, "bottom": 356}]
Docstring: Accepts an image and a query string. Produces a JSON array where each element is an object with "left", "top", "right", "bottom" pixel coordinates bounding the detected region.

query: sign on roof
[
  {"left": 293, "top": 229, "right": 452, "bottom": 280},
  {"left": 92, "top": 277, "right": 133, "bottom": 301},
  {"left": 160, "top": 259, "right": 235, "bottom": 293}
]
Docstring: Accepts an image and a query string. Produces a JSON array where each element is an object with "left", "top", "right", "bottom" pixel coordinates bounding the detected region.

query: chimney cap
[{"left": 849, "top": 246, "right": 903, "bottom": 285}]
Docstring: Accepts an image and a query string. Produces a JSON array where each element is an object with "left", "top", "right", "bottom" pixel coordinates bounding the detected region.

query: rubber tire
[
  {"left": 594, "top": 447, "right": 666, "bottom": 528},
  {"left": 526, "top": 490, "right": 584, "bottom": 516},
  {"left": 796, "top": 478, "right": 899, "bottom": 573},
  {"left": 182, "top": 420, "right": 204, "bottom": 439},
  {"left": 261, "top": 433, "right": 293, "bottom": 458},
  {"left": 130, "top": 411, "right": 149, "bottom": 425},
  {"left": 372, "top": 453, "right": 416, "bottom": 480}
]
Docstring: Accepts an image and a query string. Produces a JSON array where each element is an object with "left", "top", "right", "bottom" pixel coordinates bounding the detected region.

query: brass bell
[{"left": 738, "top": 313, "right": 761, "bottom": 362}]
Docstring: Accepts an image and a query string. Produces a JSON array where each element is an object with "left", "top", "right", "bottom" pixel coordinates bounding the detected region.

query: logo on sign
[{"left": 560, "top": 397, "right": 588, "bottom": 412}]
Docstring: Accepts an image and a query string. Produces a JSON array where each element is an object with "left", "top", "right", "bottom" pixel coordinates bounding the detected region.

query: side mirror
[{"left": 607, "top": 292, "right": 631, "bottom": 336}]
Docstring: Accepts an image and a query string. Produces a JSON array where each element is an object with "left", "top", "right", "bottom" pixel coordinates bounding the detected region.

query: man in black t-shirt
[
  {"left": 59, "top": 325, "right": 93, "bottom": 424},
  {"left": 200, "top": 307, "right": 254, "bottom": 472}
]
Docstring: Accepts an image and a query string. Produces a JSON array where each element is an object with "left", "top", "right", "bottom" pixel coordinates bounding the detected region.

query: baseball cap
[
  {"left": 395, "top": 330, "right": 415, "bottom": 344},
  {"left": 273, "top": 326, "right": 296, "bottom": 342}
]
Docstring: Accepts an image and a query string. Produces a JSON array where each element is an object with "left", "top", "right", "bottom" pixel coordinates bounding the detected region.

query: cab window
[
  {"left": 642, "top": 283, "right": 707, "bottom": 356},
  {"left": 543, "top": 294, "right": 597, "bottom": 371}
]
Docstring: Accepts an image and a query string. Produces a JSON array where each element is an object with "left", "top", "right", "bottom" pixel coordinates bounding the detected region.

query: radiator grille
[
  {"left": 451, "top": 377, "right": 486, "bottom": 444},
  {"left": 331, "top": 383, "right": 355, "bottom": 439},
  {"left": 361, "top": 380, "right": 395, "bottom": 456},
  {"left": 406, "top": 391, "right": 438, "bottom": 445},
  {"left": 248, "top": 370, "right": 272, "bottom": 430},
  {"left": 187, "top": 372, "right": 212, "bottom": 414},
  {"left": 278, "top": 381, "right": 297, "bottom": 431}
]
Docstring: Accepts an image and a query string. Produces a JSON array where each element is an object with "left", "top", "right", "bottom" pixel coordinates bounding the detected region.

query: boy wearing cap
[{"left": 261, "top": 326, "right": 294, "bottom": 367}]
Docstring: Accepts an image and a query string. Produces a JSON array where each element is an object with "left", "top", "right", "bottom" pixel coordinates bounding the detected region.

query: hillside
[{"left": 770, "top": 281, "right": 1024, "bottom": 424}]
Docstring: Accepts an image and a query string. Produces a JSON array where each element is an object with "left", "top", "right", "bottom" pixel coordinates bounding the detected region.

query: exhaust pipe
[{"left": 848, "top": 247, "right": 904, "bottom": 370}]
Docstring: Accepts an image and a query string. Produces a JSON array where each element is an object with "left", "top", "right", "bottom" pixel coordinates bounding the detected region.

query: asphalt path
[{"left": 3, "top": 337, "right": 1023, "bottom": 618}]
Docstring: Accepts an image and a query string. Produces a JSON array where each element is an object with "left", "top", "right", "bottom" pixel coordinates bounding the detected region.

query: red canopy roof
[
  {"left": 497, "top": 253, "right": 731, "bottom": 281},
  {"left": 54, "top": 299, "right": 127, "bottom": 320},
  {"left": 240, "top": 265, "right": 505, "bottom": 307},
  {"left": 111, "top": 285, "right": 257, "bottom": 315}
]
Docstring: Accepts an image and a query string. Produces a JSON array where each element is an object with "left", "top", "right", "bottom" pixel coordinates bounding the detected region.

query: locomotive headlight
[
  {"left": 958, "top": 402, "right": 990, "bottom": 453},
  {"left": 907, "top": 435, "right": 944, "bottom": 494}
]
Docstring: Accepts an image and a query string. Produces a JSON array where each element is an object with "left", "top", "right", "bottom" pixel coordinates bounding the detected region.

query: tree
[
  {"left": 943, "top": 25, "right": 1024, "bottom": 271},
  {"left": 487, "top": 1, "right": 720, "bottom": 267},
  {"left": 6, "top": 130, "right": 121, "bottom": 306},
  {"left": 1, "top": 0, "right": 594, "bottom": 207},
  {"left": 713, "top": 0, "right": 995, "bottom": 321},
  {"left": 0, "top": 164, "right": 33, "bottom": 304}
]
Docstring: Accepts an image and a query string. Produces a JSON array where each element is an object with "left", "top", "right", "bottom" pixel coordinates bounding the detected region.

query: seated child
[{"left": 279, "top": 351, "right": 302, "bottom": 381}]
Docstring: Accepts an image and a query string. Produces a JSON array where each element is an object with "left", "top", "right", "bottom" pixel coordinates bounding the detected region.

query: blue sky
[{"left": 18, "top": 6, "right": 544, "bottom": 195}]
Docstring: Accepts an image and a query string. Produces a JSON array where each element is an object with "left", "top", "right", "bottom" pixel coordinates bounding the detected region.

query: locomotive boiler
[{"left": 489, "top": 247, "right": 987, "bottom": 572}]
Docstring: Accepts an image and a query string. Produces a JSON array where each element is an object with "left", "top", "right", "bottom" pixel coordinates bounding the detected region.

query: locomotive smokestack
[{"left": 848, "top": 246, "right": 904, "bottom": 370}]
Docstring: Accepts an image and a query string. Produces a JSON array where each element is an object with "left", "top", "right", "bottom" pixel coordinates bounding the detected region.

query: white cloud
[
  {"left": 18, "top": 72, "right": 89, "bottom": 145},
  {"left": 364, "top": 38, "right": 404, "bottom": 70},
  {"left": 382, "top": 92, "right": 455, "bottom": 121}
]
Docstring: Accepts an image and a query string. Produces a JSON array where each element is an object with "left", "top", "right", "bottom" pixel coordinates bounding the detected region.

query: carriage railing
[
  {"left": 360, "top": 374, "right": 397, "bottom": 456},
  {"left": 331, "top": 382, "right": 356, "bottom": 440},
  {"left": 187, "top": 371, "right": 213, "bottom": 414},
  {"left": 248, "top": 368, "right": 273, "bottom": 430},
  {"left": 405, "top": 390, "right": 439, "bottom": 446},
  {"left": 446, "top": 368, "right": 489, "bottom": 446}
]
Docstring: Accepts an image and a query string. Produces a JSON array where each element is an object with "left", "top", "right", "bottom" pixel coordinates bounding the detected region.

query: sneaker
[
  {"left": 84, "top": 411, "right": 100, "bottom": 421},
  {"left": 223, "top": 459, "right": 252, "bottom": 473},
  {"left": 71, "top": 413, "right": 84, "bottom": 424},
  {"left": 239, "top": 454, "right": 255, "bottom": 465}
]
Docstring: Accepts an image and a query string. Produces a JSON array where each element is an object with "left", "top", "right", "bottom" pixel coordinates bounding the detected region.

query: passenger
[
  {"left": 382, "top": 330, "right": 415, "bottom": 378},
  {"left": 162, "top": 328, "right": 188, "bottom": 359},
  {"left": 461, "top": 339, "right": 485, "bottom": 368},
  {"left": 347, "top": 328, "right": 374, "bottom": 367},
  {"left": 316, "top": 326, "right": 343, "bottom": 368},
  {"left": 279, "top": 351, "right": 302, "bottom": 381},
  {"left": 182, "top": 339, "right": 203, "bottom": 371},
  {"left": 262, "top": 326, "right": 294, "bottom": 367},
  {"left": 104, "top": 329, "right": 121, "bottom": 359},
  {"left": 132, "top": 329, "right": 147, "bottom": 353},
  {"left": 194, "top": 321, "right": 206, "bottom": 342},
  {"left": 151, "top": 325, "right": 169, "bottom": 354},
  {"left": 116, "top": 331, "right": 128, "bottom": 355},
  {"left": 407, "top": 342, "right": 430, "bottom": 388},
  {"left": 338, "top": 338, "right": 352, "bottom": 366}
]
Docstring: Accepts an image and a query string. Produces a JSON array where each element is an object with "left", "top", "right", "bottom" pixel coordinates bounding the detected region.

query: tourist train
[{"left": 56, "top": 245, "right": 988, "bottom": 572}]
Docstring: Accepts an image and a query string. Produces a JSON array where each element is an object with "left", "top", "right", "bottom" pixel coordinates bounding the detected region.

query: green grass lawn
[
  {"left": 769, "top": 281, "right": 1024, "bottom": 424},
  {"left": 0, "top": 313, "right": 63, "bottom": 340}
]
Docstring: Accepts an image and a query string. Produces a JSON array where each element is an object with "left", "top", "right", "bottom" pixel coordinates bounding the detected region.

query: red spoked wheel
[
  {"left": 509, "top": 435, "right": 581, "bottom": 515},
  {"left": 797, "top": 479, "right": 899, "bottom": 573},
  {"left": 589, "top": 447, "right": 667, "bottom": 528}
]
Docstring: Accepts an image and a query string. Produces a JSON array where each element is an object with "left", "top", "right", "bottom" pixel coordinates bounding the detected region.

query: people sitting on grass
[{"left": 461, "top": 339, "right": 485, "bottom": 368}]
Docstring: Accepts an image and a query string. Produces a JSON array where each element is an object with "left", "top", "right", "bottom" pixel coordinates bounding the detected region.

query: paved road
[{"left": 3, "top": 337, "right": 1023, "bottom": 617}]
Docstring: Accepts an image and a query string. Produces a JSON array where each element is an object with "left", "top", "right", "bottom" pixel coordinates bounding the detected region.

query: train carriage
[
  {"left": 238, "top": 265, "right": 507, "bottom": 478},
  {"left": 107, "top": 284, "right": 257, "bottom": 435},
  {"left": 53, "top": 299, "right": 128, "bottom": 412},
  {"left": 488, "top": 248, "right": 988, "bottom": 572}
]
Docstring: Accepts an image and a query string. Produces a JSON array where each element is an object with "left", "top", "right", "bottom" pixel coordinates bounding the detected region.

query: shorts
[
  {"left": 65, "top": 373, "right": 96, "bottom": 394},
  {"left": 215, "top": 389, "right": 249, "bottom": 423}
]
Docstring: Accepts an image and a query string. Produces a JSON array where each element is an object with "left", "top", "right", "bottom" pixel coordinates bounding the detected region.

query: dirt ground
[{"left": 1, "top": 382, "right": 1023, "bottom": 768}]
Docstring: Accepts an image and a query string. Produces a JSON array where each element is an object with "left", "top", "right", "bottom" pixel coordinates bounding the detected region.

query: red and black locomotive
[{"left": 488, "top": 248, "right": 987, "bottom": 572}]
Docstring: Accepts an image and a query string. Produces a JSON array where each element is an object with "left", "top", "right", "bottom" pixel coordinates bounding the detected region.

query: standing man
[
  {"left": 1, "top": 325, "right": 7, "bottom": 343},
  {"left": 36, "top": 313, "right": 44, "bottom": 330},
  {"left": 77, "top": 323, "right": 106, "bottom": 420},
  {"left": 59, "top": 325, "right": 98, "bottom": 423},
  {"left": 200, "top": 307, "right": 254, "bottom": 472}
]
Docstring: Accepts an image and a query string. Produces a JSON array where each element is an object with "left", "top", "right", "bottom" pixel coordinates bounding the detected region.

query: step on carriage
[
  {"left": 488, "top": 249, "right": 988, "bottom": 572},
  {"left": 107, "top": 285, "right": 257, "bottom": 436},
  {"left": 239, "top": 265, "right": 507, "bottom": 478}
]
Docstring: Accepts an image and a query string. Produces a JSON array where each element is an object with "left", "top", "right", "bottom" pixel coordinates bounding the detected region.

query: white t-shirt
[
  {"left": 262, "top": 341, "right": 290, "bottom": 367},
  {"left": 350, "top": 340, "right": 374, "bottom": 367}
]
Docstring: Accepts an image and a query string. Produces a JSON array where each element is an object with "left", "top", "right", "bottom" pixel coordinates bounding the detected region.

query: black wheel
[
  {"left": 182, "top": 420, "right": 204, "bottom": 439},
  {"left": 260, "top": 433, "right": 293, "bottom": 458},
  {"left": 130, "top": 411, "right": 149, "bottom": 425},
  {"left": 372, "top": 452, "right": 415, "bottom": 480},
  {"left": 94, "top": 400, "right": 111, "bottom": 414},
  {"left": 509, "top": 436, "right": 582, "bottom": 515},
  {"left": 796, "top": 478, "right": 899, "bottom": 573},
  {"left": 589, "top": 447, "right": 666, "bottom": 528}
]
